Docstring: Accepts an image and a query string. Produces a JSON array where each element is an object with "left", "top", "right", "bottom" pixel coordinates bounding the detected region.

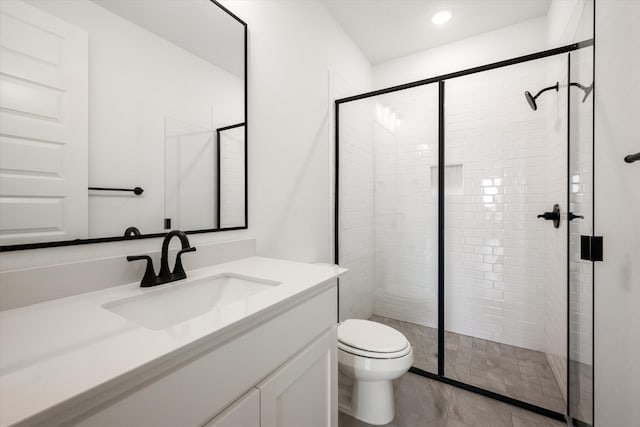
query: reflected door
[
  {"left": 0, "top": 0, "right": 88, "bottom": 245},
  {"left": 164, "top": 117, "right": 216, "bottom": 231}
]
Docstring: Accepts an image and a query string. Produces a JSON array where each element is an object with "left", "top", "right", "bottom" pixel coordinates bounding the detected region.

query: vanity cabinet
[
  {"left": 258, "top": 327, "right": 336, "bottom": 427},
  {"left": 70, "top": 284, "right": 337, "bottom": 427},
  {"left": 205, "top": 327, "right": 336, "bottom": 427},
  {"left": 204, "top": 389, "right": 259, "bottom": 427}
]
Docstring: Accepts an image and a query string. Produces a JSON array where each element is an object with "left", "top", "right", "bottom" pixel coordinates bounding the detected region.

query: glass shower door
[
  {"left": 443, "top": 54, "right": 570, "bottom": 414},
  {"left": 568, "top": 45, "right": 594, "bottom": 426},
  {"left": 164, "top": 117, "right": 217, "bottom": 231},
  {"left": 337, "top": 83, "right": 440, "bottom": 374}
]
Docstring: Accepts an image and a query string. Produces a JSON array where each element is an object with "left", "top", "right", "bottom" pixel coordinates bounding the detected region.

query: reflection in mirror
[
  {"left": 165, "top": 118, "right": 217, "bottom": 232},
  {"left": 0, "top": 0, "right": 246, "bottom": 249},
  {"left": 218, "top": 124, "right": 246, "bottom": 229}
]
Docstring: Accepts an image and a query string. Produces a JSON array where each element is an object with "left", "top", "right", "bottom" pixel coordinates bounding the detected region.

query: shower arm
[
  {"left": 569, "top": 81, "right": 594, "bottom": 102},
  {"left": 569, "top": 82, "right": 589, "bottom": 91},
  {"left": 532, "top": 83, "right": 560, "bottom": 100}
]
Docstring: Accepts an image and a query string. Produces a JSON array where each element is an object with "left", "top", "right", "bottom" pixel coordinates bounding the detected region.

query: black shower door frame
[{"left": 334, "top": 39, "right": 595, "bottom": 425}]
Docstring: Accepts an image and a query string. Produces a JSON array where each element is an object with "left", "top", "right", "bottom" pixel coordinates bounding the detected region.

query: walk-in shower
[{"left": 336, "top": 40, "right": 595, "bottom": 426}]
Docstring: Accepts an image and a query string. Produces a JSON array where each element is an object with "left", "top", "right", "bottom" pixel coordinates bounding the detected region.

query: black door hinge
[
  {"left": 580, "top": 235, "right": 603, "bottom": 262},
  {"left": 164, "top": 218, "right": 171, "bottom": 230}
]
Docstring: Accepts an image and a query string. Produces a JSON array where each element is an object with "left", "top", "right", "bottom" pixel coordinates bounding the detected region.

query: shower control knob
[
  {"left": 537, "top": 212, "right": 556, "bottom": 220},
  {"left": 537, "top": 204, "right": 561, "bottom": 228}
]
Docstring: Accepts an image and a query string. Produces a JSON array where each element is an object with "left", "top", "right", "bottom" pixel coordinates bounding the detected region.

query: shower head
[
  {"left": 570, "top": 81, "right": 594, "bottom": 102},
  {"left": 524, "top": 91, "right": 538, "bottom": 111},
  {"left": 524, "top": 82, "right": 560, "bottom": 111}
]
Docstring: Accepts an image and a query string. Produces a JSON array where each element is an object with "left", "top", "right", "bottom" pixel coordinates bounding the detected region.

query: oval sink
[{"left": 102, "top": 273, "right": 281, "bottom": 330}]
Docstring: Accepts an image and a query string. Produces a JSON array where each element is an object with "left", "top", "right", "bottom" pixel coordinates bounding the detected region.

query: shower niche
[{"left": 431, "top": 164, "right": 463, "bottom": 196}]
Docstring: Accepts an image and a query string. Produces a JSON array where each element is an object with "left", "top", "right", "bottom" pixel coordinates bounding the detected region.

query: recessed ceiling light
[{"left": 431, "top": 10, "right": 452, "bottom": 25}]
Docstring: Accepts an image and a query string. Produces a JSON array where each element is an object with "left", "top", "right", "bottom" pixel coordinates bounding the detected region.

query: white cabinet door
[
  {"left": 204, "top": 389, "right": 259, "bottom": 427},
  {"left": 258, "top": 327, "right": 337, "bottom": 427},
  {"left": 0, "top": 0, "right": 88, "bottom": 245}
]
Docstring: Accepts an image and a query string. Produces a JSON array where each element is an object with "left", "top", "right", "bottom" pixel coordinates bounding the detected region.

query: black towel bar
[{"left": 89, "top": 186, "right": 144, "bottom": 195}]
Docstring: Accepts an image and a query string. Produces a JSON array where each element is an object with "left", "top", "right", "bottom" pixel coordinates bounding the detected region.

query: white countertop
[{"left": 0, "top": 257, "right": 345, "bottom": 427}]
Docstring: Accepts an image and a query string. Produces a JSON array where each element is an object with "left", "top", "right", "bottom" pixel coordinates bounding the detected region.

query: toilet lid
[
  {"left": 338, "top": 340, "right": 411, "bottom": 359},
  {"left": 338, "top": 319, "right": 409, "bottom": 354}
]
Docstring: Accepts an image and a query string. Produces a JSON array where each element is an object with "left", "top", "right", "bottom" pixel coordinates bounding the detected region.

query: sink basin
[{"left": 102, "top": 274, "right": 281, "bottom": 330}]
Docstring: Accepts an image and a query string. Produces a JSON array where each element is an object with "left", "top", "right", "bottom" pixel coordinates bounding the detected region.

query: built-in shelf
[{"left": 431, "top": 164, "right": 463, "bottom": 195}]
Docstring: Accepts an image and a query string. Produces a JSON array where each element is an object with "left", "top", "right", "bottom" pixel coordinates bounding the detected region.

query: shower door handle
[
  {"left": 537, "top": 212, "right": 558, "bottom": 220},
  {"left": 537, "top": 204, "right": 561, "bottom": 228},
  {"left": 569, "top": 212, "right": 584, "bottom": 221}
]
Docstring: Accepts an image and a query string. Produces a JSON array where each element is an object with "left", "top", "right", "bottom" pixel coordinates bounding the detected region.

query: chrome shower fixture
[
  {"left": 570, "top": 81, "right": 594, "bottom": 102},
  {"left": 524, "top": 82, "right": 559, "bottom": 111}
]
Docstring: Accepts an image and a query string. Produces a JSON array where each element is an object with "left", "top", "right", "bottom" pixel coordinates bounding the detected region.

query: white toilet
[{"left": 337, "top": 319, "right": 413, "bottom": 425}]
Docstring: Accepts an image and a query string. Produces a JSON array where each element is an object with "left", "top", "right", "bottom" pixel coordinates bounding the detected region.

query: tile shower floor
[
  {"left": 339, "top": 372, "right": 566, "bottom": 427},
  {"left": 369, "top": 315, "right": 567, "bottom": 415}
]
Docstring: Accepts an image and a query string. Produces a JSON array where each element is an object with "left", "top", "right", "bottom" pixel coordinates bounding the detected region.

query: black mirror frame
[{"left": 0, "top": 0, "right": 248, "bottom": 252}]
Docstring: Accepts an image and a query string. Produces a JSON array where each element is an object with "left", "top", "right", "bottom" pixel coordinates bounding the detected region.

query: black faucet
[{"left": 126, "top": 230, "right": 196, "bottom": 287}]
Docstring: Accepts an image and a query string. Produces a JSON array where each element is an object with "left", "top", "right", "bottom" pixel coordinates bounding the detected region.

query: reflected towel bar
[
  {"left": 89, "top": 186, "right": 144, "bottom": 195},
  {"left": 624, "top": 152, "right": 640, "bottom": 163}
]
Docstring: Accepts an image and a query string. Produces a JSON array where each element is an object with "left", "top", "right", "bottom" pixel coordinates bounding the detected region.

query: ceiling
[{"left": 323, "top": 0, "right": 552, "bottom": 65}]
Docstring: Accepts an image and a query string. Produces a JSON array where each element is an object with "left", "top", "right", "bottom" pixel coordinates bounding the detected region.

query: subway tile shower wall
[
  {"left": 219, "top": 128, "right": 245, "bottom": 228},
  {"left": 544, "top": 57, "right": 569, "bottom": 394},
  {"left": 444, "top": 59, "right": 558, "bottom": 352},
  {"left": 373, "top": 84, "right": 439, "bottom": 328},
  {"left": 367, "top": 58, "right": 572, "bottom": 354},
  {"left": 568, "top": 49, "right": 594, "bottom": 367}
]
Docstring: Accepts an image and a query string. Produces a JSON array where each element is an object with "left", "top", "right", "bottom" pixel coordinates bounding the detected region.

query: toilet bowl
[{"left": 337, "top": 319, "right": 413, "bottom": 425}]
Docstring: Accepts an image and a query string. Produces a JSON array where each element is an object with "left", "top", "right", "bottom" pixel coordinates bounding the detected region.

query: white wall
[
  {"left": 547, "top": 0, "right": 593, "bottom": 47},
  {"left": 373, "top": 17, "right": 547, "bottom": 90},
  {"left": 26, "top": 0, "right": 244, "bottom": 238},
  {"left": 0, "top": 1, "right": 372, "bottom": 274},
  {"left": 221, "top": 0, "right": 372, "bottom": 264},
  {"left": 594, "top": 1, "right": 640, "bottom": 425}
]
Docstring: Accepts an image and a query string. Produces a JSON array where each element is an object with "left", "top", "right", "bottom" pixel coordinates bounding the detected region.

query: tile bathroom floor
[
  {"left": 338, "top": 372, "right": 566, "bottom": 427},
  {"left": 369, "top": 315, "right": 567, "bottom": 415}
]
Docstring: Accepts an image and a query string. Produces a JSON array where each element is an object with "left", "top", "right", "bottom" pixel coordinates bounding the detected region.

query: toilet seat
[
  {"left": 338, "top": 319, "right": 411, "bottom": 359},
  {"left": 338, "top": 340, "right": 411, "bottom": 359}
]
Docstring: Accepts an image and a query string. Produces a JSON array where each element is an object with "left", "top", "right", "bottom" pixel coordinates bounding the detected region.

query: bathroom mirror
[{"left": 0, "top": 0, "right": 247, "bottom": 250}]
